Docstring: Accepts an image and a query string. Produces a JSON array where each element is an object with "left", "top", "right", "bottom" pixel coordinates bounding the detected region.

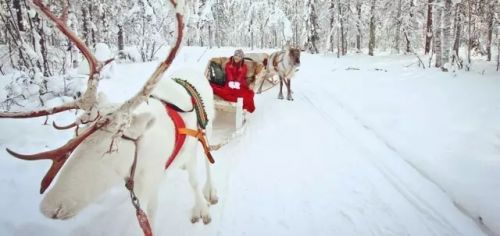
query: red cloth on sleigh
[{"left": 210, "top": 58, "right": 256, "bottom": 113}]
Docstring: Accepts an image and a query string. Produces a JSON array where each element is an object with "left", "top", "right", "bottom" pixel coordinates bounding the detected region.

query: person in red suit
[{"left": 211, "top": 49, "right": 256, "bottom": 112}]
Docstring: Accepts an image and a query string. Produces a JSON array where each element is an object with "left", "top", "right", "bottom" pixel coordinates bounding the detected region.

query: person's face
[{"left": 234, "top": 55, "right": 242, "bottom": 63}]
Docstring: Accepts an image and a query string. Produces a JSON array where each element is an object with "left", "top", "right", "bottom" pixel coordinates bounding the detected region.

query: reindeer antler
[
  {"left": 7, "top": 119, "right": 109, "bottom": 193},
  {"left": 3, "top": 0, "right": 185, "bottom": 194},
  {"left": 117, "top": 0, "right": 185, "bottom": 112},
  {"left": 101, "top": 0, "right": 185, "bottom": 148}
]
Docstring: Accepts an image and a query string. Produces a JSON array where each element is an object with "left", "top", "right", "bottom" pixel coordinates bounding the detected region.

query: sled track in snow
[{"left": 298, "top": 87, "right": 464, "bottom": 235}]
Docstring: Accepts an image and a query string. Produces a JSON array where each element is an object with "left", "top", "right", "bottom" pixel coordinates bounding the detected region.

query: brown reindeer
[{"left": 257, "top": 47, "right": 301, "bottom": 100}]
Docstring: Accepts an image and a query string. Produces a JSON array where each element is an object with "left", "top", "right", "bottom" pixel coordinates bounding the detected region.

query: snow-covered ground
[{"left": 0, "top": 46, "right": 499, "bottom": 236}]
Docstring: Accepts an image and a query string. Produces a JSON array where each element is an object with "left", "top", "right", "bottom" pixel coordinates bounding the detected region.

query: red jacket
[
  {"left": 209, "top": 57, "right": 255, "bottom": 112},
  {"left": 225, "top": 58, "right": 248, "bottom": 89}
]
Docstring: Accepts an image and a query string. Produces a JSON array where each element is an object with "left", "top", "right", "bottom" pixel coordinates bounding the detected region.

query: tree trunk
[
  {"left": 368, "top": 0, "right": 376, "bottom": 56},
  {"left": 118, "top": 25, "right": 124, "bottom": 50},
  {"left": 441, "top": 0, "right": 452, "bottom": 68},
  {"left": 82, "top": 5, "right": 90, "bottom": 46},
  {"left": 485, "top": 0, "right": 494, "bottom": 61},
  {"left": 497, "top": 25, "right": 500, "bottom": 71},
  {"left": 89, "top": 4, "right": 96, "bottom": 48},
  {"left": 13, "top": 0, "right": 24, "bottom": 32},
  {"left": 394, "top": 0, "right": 403, "bottom": 53},
  {"left": 305, "top": 0, "right": 319, "bottom": 54},
  {"left": 425, "top": 0, "right": 433, "bottom": 54},
  {"left": 330, "top": 0, "right": 335, "bottom": 52},
  {"left": 452, "top": 3, "right": 462, "bottom": 66},
  {"left": 38, "top": 21, "right": 50, "bottom": 76},
  {"left": 405, "top": 0, "right": 415, "bottom": 53},
  {"left": 356, "top": 1, "right": 362, "bottom": 52},
  {"left": 343, "top": 1, "right": 349, "bottom": 55},
  {"left": 338, "top": 0, "right": 345, "bottom": 55},
  {"left": 467, "top": 0, "right": 472, "bottom": 65},
  {"left": 434, "top": 0, "right": 443, "bottom": 67}
]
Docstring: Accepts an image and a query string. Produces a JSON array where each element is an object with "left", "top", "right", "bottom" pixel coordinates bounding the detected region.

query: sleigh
[{"left": 205, "top": 55, "right": 277, "bottom": 150}]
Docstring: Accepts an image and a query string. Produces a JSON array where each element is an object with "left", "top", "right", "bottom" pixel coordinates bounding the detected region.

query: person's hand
[{"left": 228, "top": 81, "right": 240, "bottom": 89}]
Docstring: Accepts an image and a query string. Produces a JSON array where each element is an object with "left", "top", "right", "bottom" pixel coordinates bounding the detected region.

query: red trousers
[{"left": 210, "top": 83, "right": 255, "bottom": 113}]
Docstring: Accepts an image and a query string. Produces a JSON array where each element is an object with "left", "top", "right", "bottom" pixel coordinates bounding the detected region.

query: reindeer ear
[{"left": 123, "top": 112, "right": 156, "bottom": 140}]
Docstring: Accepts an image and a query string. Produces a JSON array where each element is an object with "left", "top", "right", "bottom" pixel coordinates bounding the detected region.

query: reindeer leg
[
  {"left": 146, "top": 190, "right": 159, "bottom": 228},
  {"left": 203, "top": 157, "right": 218, "bottom": 205},
  {"left": 286, "top": 79, "right": 293, "bottom": 101},
  {"left": 278, "top": 76, "right": 284, "bottom": 100},
  {"left": 256, "top": 73, "right": 266, "bottom": 94},
  {"left": 186, "top": 155, "right": 211, "bottom": 224}
]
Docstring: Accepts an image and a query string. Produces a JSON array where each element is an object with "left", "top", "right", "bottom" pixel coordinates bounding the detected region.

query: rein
[{"left": 123, "top": 135, "right": 153, "bottom": 236}]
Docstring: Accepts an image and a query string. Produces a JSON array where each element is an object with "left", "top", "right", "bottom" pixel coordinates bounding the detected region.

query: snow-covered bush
[
  {"left": 116, "top": 46, "right": 142, "bottom": 63},
  {"left": 0, "top": 71, "right": 84, "bottom": 111}
]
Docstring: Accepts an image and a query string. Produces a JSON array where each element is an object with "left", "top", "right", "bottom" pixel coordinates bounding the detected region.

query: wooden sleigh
[{"left": 205, "top": 55, "right": 278, "bottom": 150}]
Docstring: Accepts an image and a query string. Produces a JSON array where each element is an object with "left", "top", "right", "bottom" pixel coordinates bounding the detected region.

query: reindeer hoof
[
  {"left": 287, "top": 96, "right": 294, "bottom": 101},
  {"left": 202, "top": 215, "right": 212, "bottom": 224},
  {"left": 278, "top": 94, "right": 284, "bottom": 100},
  {"left": 191, "top": 203, "right": 211, "bottom": 224},
  {"left": 203, "top": 186, "right": 219, "bottom": 205},
  {"left": 256, "top": 90, "right": 262, "bottom": 94}
]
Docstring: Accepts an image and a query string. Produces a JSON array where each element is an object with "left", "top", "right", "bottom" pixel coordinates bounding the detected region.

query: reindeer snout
[{"left": 40, "top": 198, "right": 78, "bottom": 220}]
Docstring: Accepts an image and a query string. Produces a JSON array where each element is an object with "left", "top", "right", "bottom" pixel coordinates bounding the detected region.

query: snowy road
[
  {"left": 1, "top": 48, "right": 497, "bottom": 236},
  {"left": 195, "top": 80, "right": 485, "bottom": 236}
]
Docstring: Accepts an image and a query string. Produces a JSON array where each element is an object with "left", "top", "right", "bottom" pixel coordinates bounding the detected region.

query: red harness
[
  {"left": 127, "top": 102, "right": 214, "bottom": 236},
  {"left": 163, "top": 103, "right": 187, "bottom": 169}
]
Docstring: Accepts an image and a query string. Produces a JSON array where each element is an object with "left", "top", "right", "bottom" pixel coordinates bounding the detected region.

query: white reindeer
[
  {"left": 40, "top": 69, "right": 217, "bottom": 225},
  {"left": 1, "top": 0, "right": 217, "bottom": 234}
]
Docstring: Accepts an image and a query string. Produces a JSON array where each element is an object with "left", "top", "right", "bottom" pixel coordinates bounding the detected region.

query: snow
[
  {"left": 0, "top": 46, "right": 499, "bottom": 235},
  {"left": 94, "top": 43, "right": 112, "bottom": 62}
]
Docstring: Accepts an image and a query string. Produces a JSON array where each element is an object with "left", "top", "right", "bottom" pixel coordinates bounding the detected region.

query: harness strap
[
  {"left": 164, "top": 103, "right": 187, "bottom": 169},
  {"left": 123, "top": 136, "right": 153, "bottom": 236},
  {"left": 273, "top": 51, "right": 284, "bottom": 72},
  {"left": 178, "top": 128, "right": 215, "bottom": 164}
]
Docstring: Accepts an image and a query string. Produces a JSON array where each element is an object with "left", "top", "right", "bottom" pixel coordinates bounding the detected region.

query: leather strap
[{"left": 178, "top": 128, "right": 215, "bottom": 164}]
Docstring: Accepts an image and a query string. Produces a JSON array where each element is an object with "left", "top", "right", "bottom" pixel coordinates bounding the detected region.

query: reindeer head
[
  {"left": 40, "top": 112, "right": 156, "bottom": 219},
  {"left": 1, "top": 0, "right": 185, "bottom": 220},
  {"left": 288, "top": 48, "right": 301, "bottom": 67},
  {"left": 283, "top": 43, "right": 301, "bottom": 67}
]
